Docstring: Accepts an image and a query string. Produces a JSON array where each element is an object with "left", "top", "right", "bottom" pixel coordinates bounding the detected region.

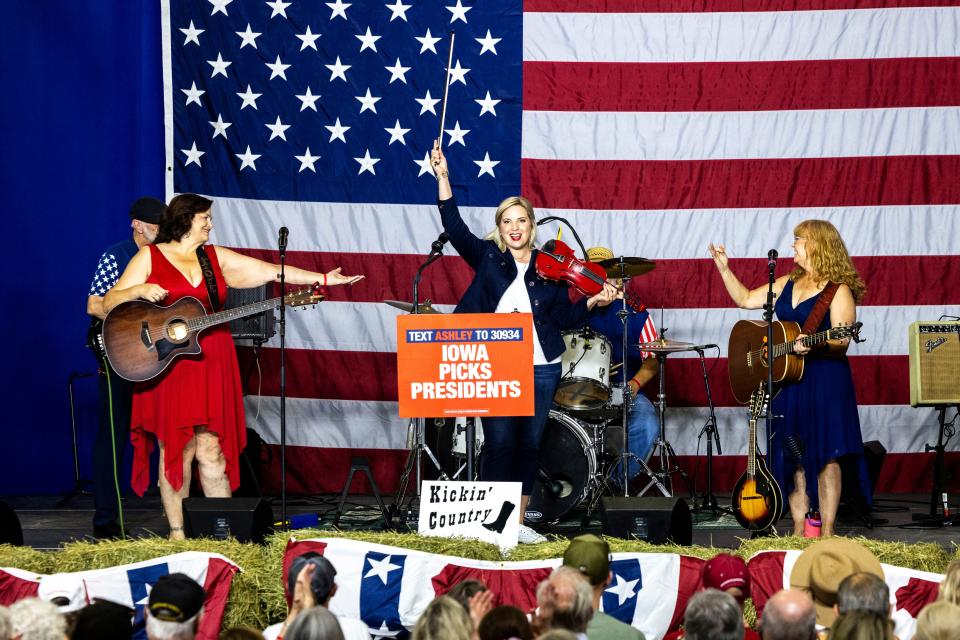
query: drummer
[{"left": 581, "top": 247, "right": 660, "bottom": 486}]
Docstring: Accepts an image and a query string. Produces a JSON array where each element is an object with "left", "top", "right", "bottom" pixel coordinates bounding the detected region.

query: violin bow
[{"left": 437, "top": 32, "right": 455, "bottom": 148}]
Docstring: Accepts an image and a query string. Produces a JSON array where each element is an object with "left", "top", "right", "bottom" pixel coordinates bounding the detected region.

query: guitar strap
[
  {"left": 800, "top": 281, "right": 839, "bottom": 335},
  {"left": 196, "top": 246, "right": 221, "bottom": 312}
]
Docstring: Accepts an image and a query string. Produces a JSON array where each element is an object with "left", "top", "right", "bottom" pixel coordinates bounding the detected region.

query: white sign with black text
[{"left": 418, "top": 480, "right": 523, "bottom": 550}]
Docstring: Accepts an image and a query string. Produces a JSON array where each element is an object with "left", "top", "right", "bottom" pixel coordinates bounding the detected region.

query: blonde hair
[
  {"left": 915, "top": 601, "right": 960, "bottom": 640},
  {"left": 789, "top": 219, "right": 866, "bottom": 303},
  {"left": 484, "top": 196, "right": 537, "bottom": 252},
  {"left": 412, "top": 595, "right": 473, "bottom": 640},
  {"left": 937, "top": 559, "right": 960, "bottom": 605}
]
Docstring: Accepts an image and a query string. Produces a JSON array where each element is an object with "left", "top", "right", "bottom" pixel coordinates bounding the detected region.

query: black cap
[
  {"left": 71, "top": 600, "right": 134, "bottom": 640},
  {"left": 148, "top": 573, "right": 205, "bottom": 622},
  {"left": 287, "top": 553, "right": 337, "bottom": 604},
  {"left": 129, "top": 197, "right": 166, "bottom": 224}
]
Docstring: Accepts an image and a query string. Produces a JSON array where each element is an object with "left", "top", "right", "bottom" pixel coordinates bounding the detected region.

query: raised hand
[
  {"left": 708, "top": 243, "right": 730, "bottom": 272},
  {"left": 431, "top": 139, "right": 449, "bottom": 177},
  {"left": 325, "top": 267, "right": 364, "bottom": 286}
]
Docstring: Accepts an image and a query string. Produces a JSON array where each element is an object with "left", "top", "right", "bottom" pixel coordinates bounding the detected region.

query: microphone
[
  {"left": 279, "top": 226, "right": 289, "bottom": 252},
  {"left": 430, "top": 232, "right": 449, "bottom": 254},
  {"left": 538, "top": 469, "right": 564, "bottom": 498},
  {"left": 767, "top": 249, "right": 778, "bottom": 269},
  {"left": 695, "top": 343, "right": 719, "bottom": 351}
]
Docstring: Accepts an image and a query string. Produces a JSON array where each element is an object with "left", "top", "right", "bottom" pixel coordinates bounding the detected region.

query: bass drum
[{"left": 525, "top": 410, "right": 598, "bottom": 526}]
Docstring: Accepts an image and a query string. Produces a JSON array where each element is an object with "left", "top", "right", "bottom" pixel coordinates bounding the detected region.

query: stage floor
[{"left": 2, "top": 492, "right": 957, "bottom": 550}]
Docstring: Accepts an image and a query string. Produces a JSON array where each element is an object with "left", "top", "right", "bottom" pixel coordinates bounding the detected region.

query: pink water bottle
[{"left": 803, "top": 510, "right": 822, "bottom": 538}]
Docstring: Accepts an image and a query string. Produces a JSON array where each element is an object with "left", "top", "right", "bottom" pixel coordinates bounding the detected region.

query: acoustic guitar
[
  {"left": 727, "top": 320, "right": 863, "bottom": 404},
  {"left": 101, "top": 285, "right": 323, "bottom": 382},
  {"left": 731, "top": 386, "right": 783, "bottom": 533}
]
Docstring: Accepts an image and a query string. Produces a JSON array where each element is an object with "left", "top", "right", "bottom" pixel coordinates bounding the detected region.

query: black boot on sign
[{"left": 482, "top": 501, "right": 516, "bottom": 534}]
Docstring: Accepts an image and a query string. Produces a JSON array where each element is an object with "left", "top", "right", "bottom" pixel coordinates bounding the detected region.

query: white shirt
[
  {"left": 263, "top": 613, "right": 371, "bottom": 640},
  {"left": 494, "top": 257, "right": 559, "bottom": 365}
]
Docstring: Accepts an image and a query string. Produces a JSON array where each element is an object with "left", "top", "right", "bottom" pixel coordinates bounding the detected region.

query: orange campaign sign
[{"left": 396, "top": 313, "right": 534, "bottom": 418}]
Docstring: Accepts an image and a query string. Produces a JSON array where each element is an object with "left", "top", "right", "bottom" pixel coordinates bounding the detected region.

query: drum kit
[{"left": 388, "top": 253, "right": 724, "bottom": 526}]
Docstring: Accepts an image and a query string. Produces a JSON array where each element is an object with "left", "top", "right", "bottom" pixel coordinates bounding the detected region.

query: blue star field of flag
[{"left": 169, "top": 0, "right": 522, "bottom": 207}]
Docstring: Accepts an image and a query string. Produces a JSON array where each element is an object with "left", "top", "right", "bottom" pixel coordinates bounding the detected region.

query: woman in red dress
[{"left": 104, "top": 194, "right": 363, "bottom": 538}]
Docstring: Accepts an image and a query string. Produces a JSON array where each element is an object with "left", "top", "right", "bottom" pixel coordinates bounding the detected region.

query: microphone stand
[
  {"left": 762, "top": 255, "right": 777, "bottom": 469},
  {"left": 278, "top": 232, "right": 288, "bottom": 531},
  {"left": 694, "top": 346, "right": 727, "bottom": 517}
]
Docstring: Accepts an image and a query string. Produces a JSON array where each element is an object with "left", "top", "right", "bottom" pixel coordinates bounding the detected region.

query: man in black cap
[
  {"left": 146, "top": 573, "right": 205, "bottom": 640},
  {"left": 86, "top": 196, "right": 166, "bottom": 539}
]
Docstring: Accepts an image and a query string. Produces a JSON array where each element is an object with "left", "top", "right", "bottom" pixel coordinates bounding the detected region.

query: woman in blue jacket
[{"left": 431, "top": 142, "right": 616, "bottom": 543}]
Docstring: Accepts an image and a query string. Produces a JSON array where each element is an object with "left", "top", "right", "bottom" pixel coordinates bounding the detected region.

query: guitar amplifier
[
  {"left": 909, "top": 321, "right": 960, "bottom": 406},
  {"left": 225, "top": 285, "right": 276, "bottom": 343}
]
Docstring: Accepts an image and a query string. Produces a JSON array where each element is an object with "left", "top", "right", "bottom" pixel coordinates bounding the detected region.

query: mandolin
[
  {"left": 101, "top": 284, "right": 323, "bottom": 382},
  {"left": 727, "top": 319, "right": 863, "bottom": 404},
  {"left": 731, "top": 386, "right": 783, "bottom": 533},
  {"left": 535, "top": 239, "right": 646, "bottom": 312}
]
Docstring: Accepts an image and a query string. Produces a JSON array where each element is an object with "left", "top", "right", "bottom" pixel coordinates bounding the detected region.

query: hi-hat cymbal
[
  {"left": 637, "top": 338, "right": 698, "bottom": 353},
  {"left": 383, "top": 299, "right": 443, "bottom": 314},
  {"left": 595, "top": 256, "right": 656, "bottom": 278}
]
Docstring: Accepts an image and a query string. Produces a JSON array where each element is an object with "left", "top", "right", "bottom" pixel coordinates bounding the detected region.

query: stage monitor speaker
[
  {"left": 183, "top": 497, "right": 273, "bottom": 544},
  {"left": 909, "top": 321, "right": 960, "bottom": 406},
  {"left": 226, "top": 285, "right": 276, "bottom": 343},
  {"left": 600, "top": 497, "right": 692, "bottom": 545},
  {"left": 0, "top": 500, "right": 23, "bottom": 546}
]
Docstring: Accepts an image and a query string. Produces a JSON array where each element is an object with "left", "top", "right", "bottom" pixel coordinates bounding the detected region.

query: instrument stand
[
  {"left": 333, "top": 456, "right": 390, "bottom": 529},
  {"left": 391, "top": 246, "right": 449, "bottom": 528},
  {"left": 278, "top": 233, "right": 289, "bottom": 531},
  {"left": 911, "top": 405, "right": 959, "bottom": 526},
  {"left": 59, "top": 372, "right": 96, "bottom": 506},
  {"left": 762, "top": 258, "right": 777, "bottom": 463},
  {"left": 691, "top": 348, "right": 732, "bottom": 517},
  {"left": 638, "top": 348, "right": 685, "bottom": 498}
]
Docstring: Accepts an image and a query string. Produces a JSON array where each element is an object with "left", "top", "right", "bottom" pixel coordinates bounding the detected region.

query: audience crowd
[{"left": 1, "top": 541, "right": 957, "bottom": 640}]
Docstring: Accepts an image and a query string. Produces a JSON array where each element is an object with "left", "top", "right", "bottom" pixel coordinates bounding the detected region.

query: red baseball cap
[{"left": 702, "top": 553, "right": 750, "bottom": 602}]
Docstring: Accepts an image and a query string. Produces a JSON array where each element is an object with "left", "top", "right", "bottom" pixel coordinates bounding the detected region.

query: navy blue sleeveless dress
[{"left": 769, "top": 280, "right": 871, "bottom": 508}]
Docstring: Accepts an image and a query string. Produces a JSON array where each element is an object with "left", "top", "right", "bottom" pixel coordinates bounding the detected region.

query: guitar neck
[
  {"left": 773, "top": 327, "right": 836, "bottom": 357},
  {"left": 747, "top": 418, "right": 757, "bottom": 475},
  {"left": 186, "top": 297, "right": 284, "bottom": 333}
]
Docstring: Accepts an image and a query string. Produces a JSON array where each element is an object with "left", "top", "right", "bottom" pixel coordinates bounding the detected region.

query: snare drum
[{"left": 554, "top": 328, "right": 612, "bottom": 410}]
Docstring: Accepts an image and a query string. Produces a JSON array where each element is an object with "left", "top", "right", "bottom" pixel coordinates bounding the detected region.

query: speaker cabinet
[
  {"left": 226, "top": 285, "right": 275, "bottom": 343},
  {"left": 909, "top": 322, "right": 960, "bottom": 406},
  {"left": 600, "top": 497, "right": 692, "bottom": 545},
  {"left": 183, "top": 497, "right": 273, "bottom": 544}
]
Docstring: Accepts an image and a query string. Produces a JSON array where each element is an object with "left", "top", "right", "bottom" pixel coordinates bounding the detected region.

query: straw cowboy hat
[{"left": 789, "top": 538, "right": 884, "bottom": 626}]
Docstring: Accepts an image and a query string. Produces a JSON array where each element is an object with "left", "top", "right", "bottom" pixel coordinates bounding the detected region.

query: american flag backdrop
[{"left": 162, "top": 0, "right": 960, "bottom": 497}]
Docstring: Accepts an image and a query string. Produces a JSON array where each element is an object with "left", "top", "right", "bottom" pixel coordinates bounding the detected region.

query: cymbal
[
  {"left": 637, "top": 338, "right": 698, "bottom": 353},
  {"left": 596, "top": 256, "right": 656, "bottom": 278},
  {"left": 383, "top": 299, "right": 443, "bottom": 314}
]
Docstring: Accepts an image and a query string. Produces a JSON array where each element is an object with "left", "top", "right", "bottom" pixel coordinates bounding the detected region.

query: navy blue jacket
[{"left": 439, "top": 196, "right": 589, "bottom": 361}]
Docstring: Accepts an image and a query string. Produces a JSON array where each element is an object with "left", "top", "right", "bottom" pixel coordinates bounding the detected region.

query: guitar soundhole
[{"left": 166, "top": 319, "right": 190, "bottom": 342}]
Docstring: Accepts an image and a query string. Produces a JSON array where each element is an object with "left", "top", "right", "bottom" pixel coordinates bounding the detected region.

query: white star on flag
[
  {"left": 325, "top": 117, "right": 350, "bottom": 143},
  {"left": 296, "top": 26, "right": 321, "bottom": 51},
  {"left": 236, "top": 24, "right": 261, "bottom": 49},
  {"left": 605, "top": 574, "right": 640, "bottom": 607},
  {"left": 446, "top": 0, "right": 471, "bottom": 24},
  {"left": 326, "top": 57, "right": 351, "bottom": 82},
  {"left": 416, "top": 90, "right": 441, "bottom": 115},
  {"left": 385, "top": 59, "right": 411, "bottom": 84},
  {"left": 209, "top": 114, "right": 232, "bottom": 139},
  {"left": 210, "top": 0, "right": 232, "bottom": 16},
  {"left": 386, "top": 0, "right": 411, "bottom": 22},
  {"left": 295, "top": 147, "right": 321, "bottom": 172},
  {"left": 356, "top": 27, "right": 381, "bottom": 53},
  {"left": 364, "top": 555, "right": 401, "bottom": 584},
  {"left": 326, "top": 0, "right": 351, "bottom": 19},
  {"left": 181, "top": 142, "right": 205, "bottom": 167},
  {"left": 180, "top": 21, "right": 204, "bottom": 46},
  {"left": 296, "top": 87, "right": 321, "bottom": 112},
  {"left": 207, "top": 53, "right": 232, "bottom": 78},
  {"left": 445, "top": 121, "right": 470, "bottom": 146},
  {"left": 266, "top": 116, "right": 291, "bottom": 140},
  {"left": 369, "top": 621, "right": 401, "bottom": 639},
  {"left": 475, "top": 91, "right": 501, "bottom": 117},
  {"left": 266, "top": 0, "right": 292, "bottom": 18},
  {"left": 354, "top": 149, "right": 381, "bottom": 175},
  {"left": 236, "top": 145, "right": 261, "bottom": 171},
  {"left": 266, "top": 55, "right": 291, "bottom": 80},
  {"left": 448, "top": 60, "right": 470, "bottom": 86},
  {"left": 474, "top": 152, "right": 500, "bottom": 177},
  {"left": 476, "top": 30, "right": 501, "bottom": 55},
  {"left": 356, "top": 88, "right": 382, "bottom": 114},
  {"left": 182, "top": 82, "right": 205, "bottom": 106},
  {"left": 385, "top": 120, "right": 411, "bottom": 145},
  {"left": 416, "top": 29, "right": 441, "bottom": 54},
  {"left": 237, "top": 85, "right": 262, "bottom": 110},
  {"left": 415, "top": 151, "right": 434, "bottom": 177}
]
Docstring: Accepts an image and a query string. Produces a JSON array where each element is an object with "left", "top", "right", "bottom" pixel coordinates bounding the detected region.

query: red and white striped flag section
[
  {"left": 748, "top": 550, "right": 944, "bottom": 640},
  {"left": 284, "top": 537, "right": 704, "bottom": 638},
  {"left": 0, "top": 551, "right": 239, "bottom": 640},
  {"left": 164, "top": 1, "right": 960, "bottom": 494}
]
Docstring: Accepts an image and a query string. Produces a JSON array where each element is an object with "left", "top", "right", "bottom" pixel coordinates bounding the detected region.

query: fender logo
[{"left": 925, "top": 337, "right": 947, "bottom": 353}]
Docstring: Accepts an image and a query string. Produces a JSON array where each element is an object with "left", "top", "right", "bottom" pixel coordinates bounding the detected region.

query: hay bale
[{"left": 0, "top": 544, "right": 56, "bottom": 574}]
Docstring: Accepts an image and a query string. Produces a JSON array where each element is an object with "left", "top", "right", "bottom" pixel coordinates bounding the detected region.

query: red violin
[{"left": 535, "top": 239, "right": 646, "bottom": 312}]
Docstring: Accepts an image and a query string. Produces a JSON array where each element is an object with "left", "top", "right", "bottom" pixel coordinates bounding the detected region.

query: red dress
[{"left": 130, "top": 244, "right": 246, "bottom": 496}]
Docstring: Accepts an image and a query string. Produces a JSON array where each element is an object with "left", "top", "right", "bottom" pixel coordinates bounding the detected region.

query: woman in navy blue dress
[{"left": 709, "top": 220, "right": 867, "bottom": 536}]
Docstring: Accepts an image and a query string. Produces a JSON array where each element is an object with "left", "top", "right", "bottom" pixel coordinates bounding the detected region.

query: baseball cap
[
  {"left": 147, "top": 573, "right": 205, "bottom": 623},
  {"left": 129, "top": 197, "right": 166, "bottom": 224},
  {"left": 562, "top": 534, "right": 610, "bottom": 586},
  {"left": 702, "top": 553, "right": 750, "bottom": 602}
]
